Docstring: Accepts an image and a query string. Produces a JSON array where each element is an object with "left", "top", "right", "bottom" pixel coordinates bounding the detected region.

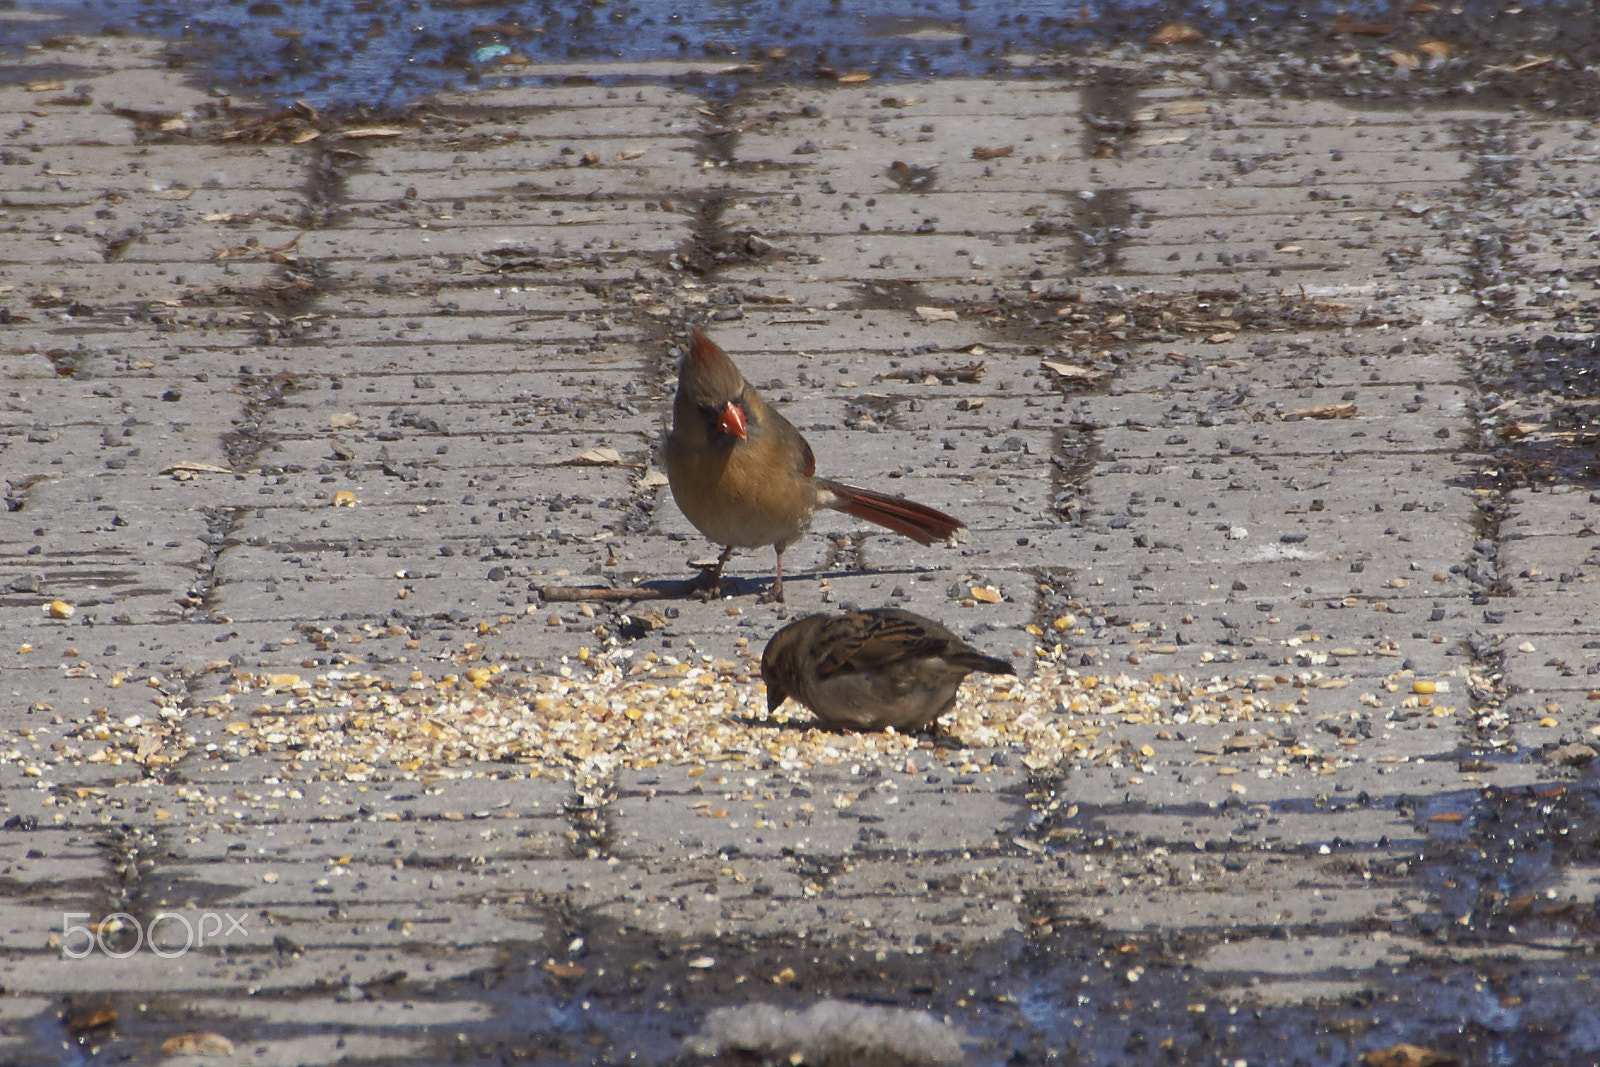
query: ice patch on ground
[{"left": 685, "top": 999, "right": 967, "bottom": 1065}]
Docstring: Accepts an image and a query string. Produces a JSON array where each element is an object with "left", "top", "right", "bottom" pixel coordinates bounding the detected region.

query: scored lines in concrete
[{"left": 4, "top": 35, "right": 1600, "bottom": 1062}]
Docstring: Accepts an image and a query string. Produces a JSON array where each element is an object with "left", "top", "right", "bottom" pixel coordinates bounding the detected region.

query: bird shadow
[
  {"left": 675, "top": 562, "right": 938, "bottom": 603},
  {"left": 541, "top": 564, "right": 939, "bottom": 606},
  {"left": 727, "top": 711, "right": 946, "bottom": 741}
]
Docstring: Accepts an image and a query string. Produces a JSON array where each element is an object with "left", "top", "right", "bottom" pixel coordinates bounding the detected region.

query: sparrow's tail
[
  {"left": 950, "top": 650, "right": 1017, "bottom": 677},
  {"left": 815, "top": 479, "right": 964, "bottom": 547}
]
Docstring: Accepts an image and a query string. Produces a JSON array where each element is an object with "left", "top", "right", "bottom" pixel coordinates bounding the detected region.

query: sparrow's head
[
  {"left": 676, "top": 328, "right": 750, "bottom": 442},
  {"left": 760, "top": 661, "right": 790, "bottom": 713},
  {"left": 761, "top": 615, "right": 821, "bottom": 713}
]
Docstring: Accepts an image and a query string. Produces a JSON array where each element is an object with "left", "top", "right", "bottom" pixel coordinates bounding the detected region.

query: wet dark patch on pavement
[
  {"left": 1075, "top": 67, "right": 1148, "bottom": 163},
  {"left": 12, "top": 0, "right": 1600, "bottom": 121},
  {"left": 221, "top": 364, "right": 311, "bottom": 475},
  {"left": 1070, "top": 70, "right": 1143, "bottom": 275},
  {"left": 1474, "top": 335, "right": 1600, "bottom": 492},
  {"left": 1417, "top": 781, "right": 1600, "bottom": 949},
  {"left": 662, "top": 194, "right": 736, "bottom": 279},
  {"left": 8, "top": 770, "right": 1600, "bottom": 1066},
  {"left": 1457, "top": 119, "right": 1525, "bottom": 319},
  {"left": 969, "top": 285, "right": 1357, "bottom": 354},
  {"left": 80, "top": 823, "right": 166, "bottom": 959},
  {"left": 303, "top": 891, "right": 1594, "bottom": 1065},
  {"left": 1070, "top": 187, "right": 1133, "bottom": 276},
  {"left": 844, "top": 279, "right": 940, "bottom": 315}
]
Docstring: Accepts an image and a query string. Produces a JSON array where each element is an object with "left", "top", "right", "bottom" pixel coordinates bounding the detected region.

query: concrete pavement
[{"left": 1, "top": 30, "right": 1598, "bottom": 1067}]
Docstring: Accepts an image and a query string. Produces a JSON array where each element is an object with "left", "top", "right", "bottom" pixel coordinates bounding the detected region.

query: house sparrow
[
  {"left": 761, "top": 608, "right": 1016, "bottom": 732},
  {"left": 665, "top": 328, "right": 963, "bottom": 602}
]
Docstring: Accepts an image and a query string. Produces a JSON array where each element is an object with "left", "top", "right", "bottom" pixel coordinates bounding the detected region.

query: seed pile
[{"left": 3, "top": 623, "right": 1471, "bottom": 794}]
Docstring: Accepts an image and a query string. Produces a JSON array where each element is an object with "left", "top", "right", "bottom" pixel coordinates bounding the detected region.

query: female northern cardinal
[
  {"left": 665, "top": 328, "right": 964, "bottom": 601},
  {"left": 761, "top": 608, "right": 1016, "bottom": 732}
]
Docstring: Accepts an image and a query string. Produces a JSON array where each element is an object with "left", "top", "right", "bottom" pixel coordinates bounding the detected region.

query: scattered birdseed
[{"left": 0, "top": 625, "right": 1470, "bottom": 797}]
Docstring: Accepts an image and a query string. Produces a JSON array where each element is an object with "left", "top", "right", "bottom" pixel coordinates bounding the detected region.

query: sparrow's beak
[{"left": 717, "top": 401, "right": 748, "bottom": 440}]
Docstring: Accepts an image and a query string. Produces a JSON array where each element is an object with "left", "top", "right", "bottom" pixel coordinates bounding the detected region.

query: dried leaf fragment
[
  {"left": 162, "top": 461, "right": 234, "bottom": 480},
  {"left": 161, "top": 1032, "right": 236, "bottom": 1056},
  {"left": 1332, "top": 16, "right": 1393, "bottom": 35},
  {"left": 1149, "top": 23, "right": 1203, "bottom": 45},
  {"left": 1547, "top": 743, "right": 1597, "bottom": 767},
  {"left": 571, "top": 447, "right": 624, "bottom": 466},
  {"left": 1040, "top": 359, "right": 1106, "bottom": 381},
  {"left": 341, "top": 126, "right": 406, "bottom": 139},
  {"left": 65, "top": 1001, "right": 116, "bottom": 1033},
  {"left": 1361, "top": 1044, "right": 1459, "bottom": 1067},
  {"left": 1283, "top": 403, "right": 1357, "bottom": 420},
  {"left": 880, "top": 362, "right": 985, "bottom": 384},
  {"left": 1482, "top": 55, "right": 1551, "bottom": 74},
  {"left": 971, "top": 144, "right": 1014, "bottom": 161}
]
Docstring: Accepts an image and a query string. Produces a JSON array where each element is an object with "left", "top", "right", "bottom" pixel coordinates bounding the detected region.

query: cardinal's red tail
[{"left": 815, "top": 479, "right": 964, "bottom": 546}]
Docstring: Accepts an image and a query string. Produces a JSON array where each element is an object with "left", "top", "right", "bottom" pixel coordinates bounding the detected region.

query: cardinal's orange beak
[{"left": 717, "top": 401, "right": 748, "bottom": 440}]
